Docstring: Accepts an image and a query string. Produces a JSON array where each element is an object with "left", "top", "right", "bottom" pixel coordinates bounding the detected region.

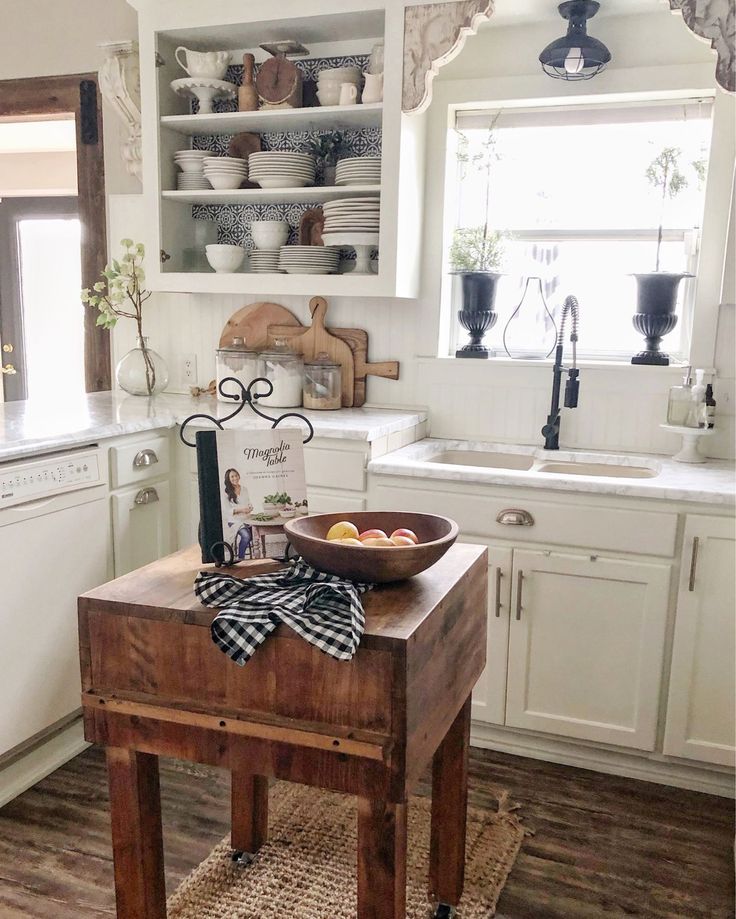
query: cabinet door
[
  {"left": 506, "top": 550, "right": 671, "bottom": 750},
  {"left": 664, "top": 516, "right": 735, "bottom": 766},
  {"left": 457, "top": 538, "right": 512, "bottom": 725},
  {"left": 112, "top": 480, "right": 171, "bottom": 576}
]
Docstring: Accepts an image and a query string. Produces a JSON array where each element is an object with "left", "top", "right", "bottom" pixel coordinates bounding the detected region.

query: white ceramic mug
[
  {"left": 339, "top": 82, "right": 358, "bottom": 106},
  {"left": 362, "top": 72, "right": 383, "bottom": 104},
  {"left": 175, "top": 46, "right": 231, "bottom": 80}
]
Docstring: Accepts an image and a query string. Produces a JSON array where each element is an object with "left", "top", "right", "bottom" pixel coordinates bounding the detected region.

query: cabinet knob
[
  {"left": 134, "top": 487, "right": 159, "bottom": 506},
  {"left": 133, "top": 448, "right": 159, "bottom": 468},
  {"left": 496, "top": 508, "right": 534, "bottom": 527}
]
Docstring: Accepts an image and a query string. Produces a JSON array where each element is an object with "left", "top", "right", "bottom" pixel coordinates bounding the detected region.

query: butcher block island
[{"left": 78, "top": 543, "right": 488, "bottom": 919}]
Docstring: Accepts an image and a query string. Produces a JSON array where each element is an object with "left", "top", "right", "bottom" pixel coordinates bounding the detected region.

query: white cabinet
[
  {"left": 505, "top": 550, "right": 671, "bottom": 751},
  {"left": 664, "top": 516, "right": 736, "bottom": 767},
  {"left": 112, "top": 480, "right": 172, "bottom": 576}
]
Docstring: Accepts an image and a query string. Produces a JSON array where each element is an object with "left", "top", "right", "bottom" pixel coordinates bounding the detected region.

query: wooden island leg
[
  {"left": 357, "top": 797, "right": 407, "bottom": 919},
  {"left": 428, "top": 695, "right": 471, "bottom": 917},
  {"left": 231, "top": 770, "right": 269, "bottom": 859},
  {"left": 106, "top": 747, "right": 166, "bottom": 919}
]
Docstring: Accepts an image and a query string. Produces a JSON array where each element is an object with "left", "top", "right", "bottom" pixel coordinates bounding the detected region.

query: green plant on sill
[
  {"left": 304, "top": 132, "right": 349, "bottom": 166},
  {"left": 81, "top": 239, "right": 157, "bottom": 395},
  {"left": 645, "top": 147, "right": 689, "bottom": 273},
  {"left": 449, "top": 226, "right": 506, "bottom": 272}
]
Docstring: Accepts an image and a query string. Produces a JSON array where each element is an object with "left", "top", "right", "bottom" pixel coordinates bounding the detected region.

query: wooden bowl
[{"left": 284, "top": 512, "right": 459, "bottom": 583}]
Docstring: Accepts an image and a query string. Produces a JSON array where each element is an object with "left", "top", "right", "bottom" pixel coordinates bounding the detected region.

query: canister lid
[
  {"left": 217, "top": 336, "right": 256, "bottom": 355},
  {"left": 259, "top": 337, "right": 302, "bottom": 361},
  {"left": 305, "top": 351, "right": 340, "bottom": 368}
]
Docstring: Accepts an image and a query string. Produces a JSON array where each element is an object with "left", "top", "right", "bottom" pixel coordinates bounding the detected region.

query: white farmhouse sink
[
  {"left": 537, "top": 461, "right": 657, "bottom": 479},
  {"left": 428, "top": 450, "right": 535, "bottom": 471}
]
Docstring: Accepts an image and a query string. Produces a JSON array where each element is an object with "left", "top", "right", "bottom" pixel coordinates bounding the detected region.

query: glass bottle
[
  {"left": 257, "top": 339, "right": 304, "bottom": 408},
  {"left": 116, "top": 336, "right": 169, "bottom": 396},
  {"left": 666, "top": 367, "right": 692, "bottom": 426},
  {"left": 502, "top": 277, "right": 558, "bottom": 360},
  {"left": 215, "top": 337, "right": 260, "bottom": 402},
  {"left": 303, "top": 352, "right": 342, "bottom": 410}
]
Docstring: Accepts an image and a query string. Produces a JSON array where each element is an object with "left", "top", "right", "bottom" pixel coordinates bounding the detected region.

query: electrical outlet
[{"left": 181, "top": 354, "right": 198, "bottom": 387}]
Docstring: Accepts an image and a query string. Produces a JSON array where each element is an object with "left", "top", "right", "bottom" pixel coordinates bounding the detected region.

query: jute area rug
[{"left": 168, "top": 782, "right": 526, "bottom": 918}]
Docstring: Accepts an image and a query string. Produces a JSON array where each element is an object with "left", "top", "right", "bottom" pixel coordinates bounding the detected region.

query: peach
[
  {"left": 360, "top": 536, "right": 395, "bottom": 547},
  {"left": 390, "top": 535, "right": 416, "bottom": 547},
  {"left": 326, "top": 521, "right": 360, "bottom": 541},
  {"left": 332, "top": 537, "right": 363, "bottom": 546},
  {"left": 358, "top": 528, "right": 388, "bottom": 542},
  {"left": 390, "top": 528, "right": 418, "bottom": 544}
]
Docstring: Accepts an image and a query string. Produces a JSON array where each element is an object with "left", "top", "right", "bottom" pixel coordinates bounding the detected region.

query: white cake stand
[
  {"left": 170, "top": 77, "right": 237, "bottom": 114},
  {"left": 322, "top": 232, "right": 379, "bottom": 274},
  {"left": 660, "top": 424, "right": 714, "bottom": 464}
]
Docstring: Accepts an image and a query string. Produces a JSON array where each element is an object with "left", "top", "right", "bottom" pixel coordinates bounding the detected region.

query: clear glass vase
[
  {"left": 502, "top": 277, "right": 558, "bottom": 359},
  {"left": 116, "top": 336, "right": 169, "bottom": 396}
]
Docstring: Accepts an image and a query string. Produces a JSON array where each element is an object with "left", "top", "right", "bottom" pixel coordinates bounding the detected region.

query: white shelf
[
  {"left": 160, "top": 103, "right": 383, "bottom": 136},
  {"left": 153, "top": 270, "right": 381, "bottom": 296},
  {"left": 162, "top": 185, "right": 381, "bottom": 205}
]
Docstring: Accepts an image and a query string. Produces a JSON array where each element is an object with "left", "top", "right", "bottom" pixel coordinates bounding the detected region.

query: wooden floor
[{"left": 0, "top": 745, "right": 732, "bottom": 918}]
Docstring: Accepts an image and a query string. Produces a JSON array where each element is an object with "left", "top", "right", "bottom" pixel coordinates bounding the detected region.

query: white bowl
[
  {"left": 206, "top": 173, "right": 245, "bottom": 189},
  {"left": 251, "top": 221, "right": 289, "bottom": 249},
  {"left": 318, "top": 67, "right": 361, "bottom": 82},
  {"left": 205, "top": 244, "right": 245, "bottom": 273}
]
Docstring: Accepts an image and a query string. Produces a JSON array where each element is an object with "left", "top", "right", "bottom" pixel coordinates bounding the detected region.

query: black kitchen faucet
[{"left": 542, "top": 295, "right": 580, "bottom": 450}]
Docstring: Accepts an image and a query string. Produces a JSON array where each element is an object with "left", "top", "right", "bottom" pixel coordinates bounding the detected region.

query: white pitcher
[
  {"left": 175, "top": 47, "right": 231, "bottom": 80},
  {"left": 339, "top": 83, "right": 358, "bottom": 106},
  {"left": 362, "top": 72, "right": 383, "bottom": 104}
]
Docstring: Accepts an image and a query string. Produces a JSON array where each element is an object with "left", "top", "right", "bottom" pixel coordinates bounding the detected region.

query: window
[{"left": 446, "top": 99, "right": 714, "bottom": 360}]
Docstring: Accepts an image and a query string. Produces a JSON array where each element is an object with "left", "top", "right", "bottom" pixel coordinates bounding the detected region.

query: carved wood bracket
[
  {"left": 668, "top": 0, "right": 735, "bottom": 94},
  {"left": 403, "top": 1, "right": 494, "bottom": 114}
]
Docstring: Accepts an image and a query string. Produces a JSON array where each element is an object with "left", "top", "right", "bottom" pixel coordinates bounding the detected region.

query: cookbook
[{"left": 196, "top": 427, "right": 308, "bottom": 564}]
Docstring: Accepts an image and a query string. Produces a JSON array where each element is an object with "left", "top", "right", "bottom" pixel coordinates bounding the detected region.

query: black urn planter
[
  {"left": 630, "top": 272, "right": 692, "bottom": 366},
  {"left": 453, "top": 271, "right": 502, "bottom": 359}
]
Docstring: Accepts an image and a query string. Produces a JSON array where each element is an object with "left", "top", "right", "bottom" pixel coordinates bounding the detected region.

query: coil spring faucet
[{"left": 542, "top": 295, "right": 580, "bottom": 450}]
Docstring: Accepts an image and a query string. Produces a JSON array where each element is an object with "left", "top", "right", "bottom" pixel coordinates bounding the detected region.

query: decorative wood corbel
[
  {"left": 403, "top": 1, "right": 494, "bottom": 114},
  {"left": 98, "top": 40, "right": 143, "bottom": 181},
  {"left": 668, "top": 0, "right": 735, "bottom": 93}
]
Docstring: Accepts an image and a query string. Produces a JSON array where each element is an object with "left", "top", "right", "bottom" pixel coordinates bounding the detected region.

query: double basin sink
[{"left": 428, "top": 449, "right": 658, "bottom": 479}]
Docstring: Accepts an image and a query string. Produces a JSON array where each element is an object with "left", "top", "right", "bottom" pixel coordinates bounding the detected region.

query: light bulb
[{"left": 564, "top": 47, "right": 585, "bottom": 74}]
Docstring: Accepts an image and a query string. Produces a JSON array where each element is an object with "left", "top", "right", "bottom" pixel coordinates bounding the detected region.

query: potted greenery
[
  {"left": 631, "top": 147, "right": 695, "bottom": 365},
  {"left": 82, "top": 239, "right": 169, "bottom": 394},
  {"left": 304, "top": 132, "right": 349, "bottom": 186}
]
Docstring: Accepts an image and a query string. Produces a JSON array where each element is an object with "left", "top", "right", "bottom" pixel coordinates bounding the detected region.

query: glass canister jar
[
  {"left": 258, "top": 339, "right": 304, "bottom": 407},
  {"left": 215, "top": 338, "right": 261, "bottom": 402},
  {"left": 303, "top": 352, "right": 342, "bottom": 410}
]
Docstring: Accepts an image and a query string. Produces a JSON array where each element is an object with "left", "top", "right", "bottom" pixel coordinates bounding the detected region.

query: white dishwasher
[{"left": 0, "top": 447, "right": 110, "bottom": 759}]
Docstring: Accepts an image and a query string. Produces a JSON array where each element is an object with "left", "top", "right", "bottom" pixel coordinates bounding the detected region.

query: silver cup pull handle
[
  {"left": 497, "top": 508, "right": 534, "bottom": 527},
  {"left": 134, "top": 487, "right": 159, "bottom": 506},
  {"left": 133, "top": 448, "right": 159, "bottom": 468}
]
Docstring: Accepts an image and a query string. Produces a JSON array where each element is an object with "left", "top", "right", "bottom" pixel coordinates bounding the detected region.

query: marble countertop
[
  {"left": 369, "top": 439, "right": 736, "bottom": 506},
  {"left": 0, "top": 391, "right": 428, "bottom": 464}
]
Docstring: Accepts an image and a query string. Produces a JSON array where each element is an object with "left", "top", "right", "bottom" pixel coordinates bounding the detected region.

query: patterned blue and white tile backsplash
[{"left": 185, "top": 55, "right": 381, "bottom": 253}]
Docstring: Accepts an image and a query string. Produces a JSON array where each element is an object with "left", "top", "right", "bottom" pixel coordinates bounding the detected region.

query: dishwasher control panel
[{"left": 0, "top": 449, "right": 104, "bottom": 510}]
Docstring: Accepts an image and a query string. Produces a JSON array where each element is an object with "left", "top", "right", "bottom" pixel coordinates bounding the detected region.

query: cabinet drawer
[
  {"left": 304, "top": 447, "right": 366, "bottom": 492},
  {"left": 373, "top": 484, "right": 678, "bottom": 557},
  {"left": 110, "top": 434, "right": 170, "bottom": 488},
  {"left": 111, "top": 480, "right": 172, "bottom": 576},
  {"left": 307, "top": 490, "right": 366, "bottom": 514}
]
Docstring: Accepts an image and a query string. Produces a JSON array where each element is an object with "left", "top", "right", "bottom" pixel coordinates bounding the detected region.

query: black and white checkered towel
[{"left": 194, "top": 559, "right": 371, "bottom": 666}]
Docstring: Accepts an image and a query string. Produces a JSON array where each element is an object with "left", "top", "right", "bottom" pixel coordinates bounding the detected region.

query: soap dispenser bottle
[
  {"left": 705, "top": 383, "right": 716, "bottom": 429},
  {"left": 667, "top": 367, "right": 692, "bottom": 426},
  {"left": 685, "top": 369, "right": 707, "bottom": 428}
]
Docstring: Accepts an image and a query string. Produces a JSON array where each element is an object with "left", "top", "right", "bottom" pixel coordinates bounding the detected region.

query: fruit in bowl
[{"left": 284, "top": 512, "right": 459, "bottom": 583}]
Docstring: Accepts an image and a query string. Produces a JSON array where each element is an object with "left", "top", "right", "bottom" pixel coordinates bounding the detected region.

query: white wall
[
  {"left": 0, "top": 0, "right": 140, "bottom": 195},
  {"left": 103, "top": 4, "right": 733, "bottom": 458}
]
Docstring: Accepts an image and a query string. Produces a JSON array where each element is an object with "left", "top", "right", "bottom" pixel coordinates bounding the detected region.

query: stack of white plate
[
  {"left": 174, "top": 150, "right": 214, "bottom": 190},
  {"left": 249, "top": 249, "right": 283, "bottom": 273},
  {"left": 278, "top": 246, "right": 340, "bottom": 275},
  {"left": 322, "top": 197, "right": 380, "bottom": 234},
  {"left": 335, "top": 157, "right": 381, "bottom": 186},
  {"left": 203, "top": 156, "right": 248, "bottom": 190},
  {"left": 249, "top": 152, "right": 315, "bottom": 189}
]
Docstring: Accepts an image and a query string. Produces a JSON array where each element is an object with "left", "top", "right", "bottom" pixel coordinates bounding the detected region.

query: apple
[
  {"left": 360, "top": 536, "right": 395, "bottom": 547},
  {"left": 390, "top": 528, "right": 418, "bottom": 544},
  {"left": 358, "top": 528, "right": 388, "bottom": 542},
  {"left": 390, "top": 535, "right": 416, "bottom": 547},
  {"left": 332, "top": 537, "right": 362, "bottom": 546},
  {"left": 326, "top": 521, "right": 360, "bottom": 541}
]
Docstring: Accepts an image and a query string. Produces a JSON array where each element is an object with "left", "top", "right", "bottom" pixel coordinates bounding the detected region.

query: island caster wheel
[
  {"left": 231, "top": 849, "right": 256, "bottom": 868},
  {"left": 432, "top": 904, "right": 457, "bottom": 918}
]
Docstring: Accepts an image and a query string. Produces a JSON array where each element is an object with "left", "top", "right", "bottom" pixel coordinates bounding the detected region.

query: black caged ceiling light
[{"left": 539, "top": 0, "right": 611, "bottom": 81}]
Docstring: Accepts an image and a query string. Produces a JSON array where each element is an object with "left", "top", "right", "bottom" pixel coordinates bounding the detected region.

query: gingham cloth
[{"left": 194, "top": 558, "right": 371, "bottom": 666}]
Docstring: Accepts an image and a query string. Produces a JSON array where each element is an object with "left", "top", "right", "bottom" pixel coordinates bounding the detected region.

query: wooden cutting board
[
  {"left": 269, "top": 319, "right": 399, "bottom": 408},
  {"left": 219, "top": 301, "right": 301, "bottom": 350},
  {"left": 274, "top": 297, "right": 355, "bottom": 407}
]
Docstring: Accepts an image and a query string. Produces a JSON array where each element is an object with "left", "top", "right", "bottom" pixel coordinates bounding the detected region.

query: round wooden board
[{"left": 219, "top": 302, "right": 302, "bottom": 350}]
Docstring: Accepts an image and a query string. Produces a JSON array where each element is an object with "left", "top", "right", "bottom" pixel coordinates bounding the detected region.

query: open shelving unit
[{"left": 160, "top": 103, "right": 383, "bottom": 136}]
